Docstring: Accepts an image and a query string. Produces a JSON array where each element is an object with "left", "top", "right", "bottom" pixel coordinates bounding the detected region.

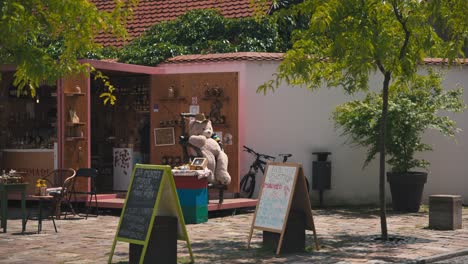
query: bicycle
[
  {"left": 239, "top": 146, "right": 295, "bottom": 198},
  {"left": 239, "top": 146, "right": 310, "bottom": 198}
]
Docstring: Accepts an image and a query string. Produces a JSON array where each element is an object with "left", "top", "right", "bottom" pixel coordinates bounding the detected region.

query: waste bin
[{"left": 312, "top": 152, "right": 331, "bottom": 206}]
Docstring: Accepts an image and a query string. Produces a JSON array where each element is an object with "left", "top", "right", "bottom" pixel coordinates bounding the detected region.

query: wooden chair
[{"left": 40, "top": 168, "right": 77, "bottom": 219}]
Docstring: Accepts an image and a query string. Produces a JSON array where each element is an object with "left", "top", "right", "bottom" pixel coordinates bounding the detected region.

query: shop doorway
[{"left": 90, "top": 73, "right": 150, "bottom": 193}]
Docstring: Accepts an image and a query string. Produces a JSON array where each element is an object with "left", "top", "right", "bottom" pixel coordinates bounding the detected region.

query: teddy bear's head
[{"left": 189, "top": 117, "right": 213, "bottom": 138}]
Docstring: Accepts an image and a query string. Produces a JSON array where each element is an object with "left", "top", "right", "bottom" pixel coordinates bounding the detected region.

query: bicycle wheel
[{"left": 239, "top": 172, "right": 256, "bottom": 198}]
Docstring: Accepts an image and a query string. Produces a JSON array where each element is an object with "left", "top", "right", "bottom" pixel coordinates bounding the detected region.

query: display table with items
[
  {"left": 172, "top": 169, "right": 210, "bottom": 224},
  {"left": 0, "top": 171, "right": 28, "bottom": 233}
]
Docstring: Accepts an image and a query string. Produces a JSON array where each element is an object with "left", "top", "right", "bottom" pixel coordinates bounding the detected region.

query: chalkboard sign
[
  {"left": 254, "top": 165, "right": 297, "bottom": 231},
  {"left": 117, "top": 168, "right": 163, "bottom": 241},
  {"left": 109, "top": 164, "right": 194, "bottom": 264}
]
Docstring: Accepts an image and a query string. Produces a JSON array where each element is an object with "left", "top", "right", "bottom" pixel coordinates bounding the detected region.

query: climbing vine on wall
[{"left": 118, "top": 9, "right": 285, "bottom": 66}]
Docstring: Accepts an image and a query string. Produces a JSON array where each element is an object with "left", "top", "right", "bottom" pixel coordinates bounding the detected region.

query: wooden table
[
  {"left": 29, "top": 195, "right": 57, "bottom": 233},
  {"left": 0, "top": 183, "right": 28, "bottom": 233}
]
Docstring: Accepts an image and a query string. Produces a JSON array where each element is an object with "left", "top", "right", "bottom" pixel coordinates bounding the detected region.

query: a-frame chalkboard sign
[
  {"left": 247, "top": 162, "right": 319, "bottom": 255},
  {"left": 108, "top": 164, "right": 194, "bottom": 264}
]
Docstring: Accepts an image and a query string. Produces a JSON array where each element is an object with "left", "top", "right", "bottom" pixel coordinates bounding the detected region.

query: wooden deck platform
[
  {"left": 8, "top": 193, "right": 257, "bottom": 212},
  {"left": 95, "top": 194, "right": 257, "bottom": 212}
]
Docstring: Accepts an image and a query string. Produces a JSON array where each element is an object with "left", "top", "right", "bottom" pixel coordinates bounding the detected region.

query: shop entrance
[
  {"left": 90, "top": 73, "right": 150, "bottom": 193},
  {"left": 0, "top": 71, "right": 58, "bottom": 195}
]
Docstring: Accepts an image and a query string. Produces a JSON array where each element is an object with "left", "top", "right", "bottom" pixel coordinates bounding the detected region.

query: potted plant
[{"left": 333, "top": 71, "right": 465, "bottom": 212}]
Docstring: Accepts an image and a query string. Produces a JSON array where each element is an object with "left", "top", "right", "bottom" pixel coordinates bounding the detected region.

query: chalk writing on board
[
  {"left": 118, "top": 168, "right": 163, "bottom": 241},
  {"left": 254, "top": 165, "right": 296, "bottom": 230}
]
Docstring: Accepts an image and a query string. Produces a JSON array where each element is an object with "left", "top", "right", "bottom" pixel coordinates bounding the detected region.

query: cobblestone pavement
[{"left": 0, "top": 206, "right": 467, "bottom": 263}]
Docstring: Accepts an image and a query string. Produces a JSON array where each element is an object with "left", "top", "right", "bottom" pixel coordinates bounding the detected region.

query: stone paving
[{"left": 0, "top": 205, "right": 467, "bottom": 263}]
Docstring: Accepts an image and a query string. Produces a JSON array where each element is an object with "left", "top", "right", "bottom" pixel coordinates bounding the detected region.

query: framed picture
[{"left": 154, "top": 127, "right": 175, "bottom": 146}]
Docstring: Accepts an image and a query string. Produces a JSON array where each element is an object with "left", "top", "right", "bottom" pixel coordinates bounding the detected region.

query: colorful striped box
[
  {"left": 174, "top": 176, "right": 208, "bottom": 224},
  {"left": 179, "top": 205, "right": 208, "bottom": 224}
]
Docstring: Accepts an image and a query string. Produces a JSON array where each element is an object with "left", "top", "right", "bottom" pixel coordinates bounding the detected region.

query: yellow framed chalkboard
[
  {"left": 247, "top": 162, "right": 319, "bottom": 255},
  {"left": 108, "top": 164, "right": 193, "bottom": 264}
]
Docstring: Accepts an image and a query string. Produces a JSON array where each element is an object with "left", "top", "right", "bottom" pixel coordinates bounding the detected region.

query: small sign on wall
[
  {"left": 189, "top": 105, "right": 199, "bottom": 114},
  {"left": 224, "top": 133, "right": 233, "bottom": 145}
]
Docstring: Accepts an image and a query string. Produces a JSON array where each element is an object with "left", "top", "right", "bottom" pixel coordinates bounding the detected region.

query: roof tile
[
  {"left": 91, "top": 0, "right": 271, "bottom": 47},
  {"left": 159, "top": 53, "right": 467, "bottom": 66},
  {"left": 160, "top": 52, "right": 284, "bottom": 65}
]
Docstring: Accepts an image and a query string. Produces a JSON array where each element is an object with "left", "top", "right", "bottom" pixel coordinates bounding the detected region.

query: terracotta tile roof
[
  {"left": 160, "top": 53, "right": 467, "bottom": 66},
  {"left": 91, "top": 0, "right": 272, "bottom": 47},
  {"left": 423, "top": 58, "right": 467, "bottom": 65},
  {"left": 160, "top": 52, "right": 284, "bottom": 64}
]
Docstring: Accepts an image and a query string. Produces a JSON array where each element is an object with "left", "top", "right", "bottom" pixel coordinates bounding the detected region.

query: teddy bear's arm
[{"left": 188, "top": 135, "right": 207, "bottom": 148}]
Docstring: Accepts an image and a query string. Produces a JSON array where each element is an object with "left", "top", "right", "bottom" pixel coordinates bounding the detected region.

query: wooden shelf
[
  {"left": 51, "top": 92, "right": 86, "bottom": 97},
  {"left": 202, "top": 96, "right": 229, "bottom": 101},
  {"left": 65, "top": 137, "right": 86, "bottom": 141},
  {"left": 51, "top": 122, "right": 86, "bottom": 127},
  {"left": 158, "top": 96, "right": 186, "bottom": 101},
  {"left": 136, "top": 111, "right": 150, "bottom": 114},
  {"left": 66, "top": 122, "right": 86, "bottom": 126},
  {"left": 64, "top": 92, "right": 86, "bottom": 97}
]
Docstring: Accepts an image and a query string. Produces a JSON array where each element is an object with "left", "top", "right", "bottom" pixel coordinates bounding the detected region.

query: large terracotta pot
[{"left": 387, "top": 171, "right": 428, "bottom": 212}]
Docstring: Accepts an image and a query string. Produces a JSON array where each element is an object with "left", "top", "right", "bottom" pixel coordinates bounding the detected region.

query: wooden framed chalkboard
[
  {"left": 108, "top": 164, "right": 194, "bottom": 264},
  {"left": 247, "top": 162, "right": 319, "bottom": 255}
]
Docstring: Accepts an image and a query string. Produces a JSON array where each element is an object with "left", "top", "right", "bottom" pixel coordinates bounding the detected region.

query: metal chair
[
  {"left": 41, "top": 168, "right": 77, "bottom": 219},
  {"left": 25, "top": 168, "right": 76, "bottom": 232},
  {"left": 67, "top": 168, "right": 99, "bottom": 219}
]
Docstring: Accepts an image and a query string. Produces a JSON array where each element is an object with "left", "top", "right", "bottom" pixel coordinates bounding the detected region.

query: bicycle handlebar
[
  {"left": 261, "top": 154, "right": 276, "bottom": 160},
  {"left": 243, "top": 145, "right": 275, "bottom": 160},
  {"left": 243, "top": 145, "right": 254, "bottom": 153}
]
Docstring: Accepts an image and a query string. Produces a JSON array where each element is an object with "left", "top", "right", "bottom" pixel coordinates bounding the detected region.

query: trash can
[{"left": 312, "top": 152, "right": 331, "bottom": 206}]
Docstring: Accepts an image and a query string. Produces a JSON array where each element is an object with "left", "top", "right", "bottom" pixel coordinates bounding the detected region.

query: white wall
[
  {"left": 419, "top": 66, "right": 468, "bottom": 204},
  {"left": 240, "top": 61, "right": 468, "bottom": 205}
]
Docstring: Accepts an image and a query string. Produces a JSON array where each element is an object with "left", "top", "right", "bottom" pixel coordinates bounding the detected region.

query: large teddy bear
[{"left": 188, "top": 115, "right": 231, "bottom": 185}]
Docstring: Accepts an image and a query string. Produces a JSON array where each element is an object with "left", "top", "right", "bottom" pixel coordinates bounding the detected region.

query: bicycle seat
[{"left": 279, "top": 154, "right": 292, "bottom": 158}]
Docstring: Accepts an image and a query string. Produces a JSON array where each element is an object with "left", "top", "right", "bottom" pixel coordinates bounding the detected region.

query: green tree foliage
[
  {"left": 118, "top": 9, "right": 282, "bottom": 66},
  {"left": 333, "top": 71, "right": 465, "bottom": 173},
  {"left": 0, "top": 0, "right": 137, "bottom": 102},
  {"left": 257, "top": 0, "right": 467, "bottom": 239},
  {"left": 260, "top": 0, "right": 466, "bottom": 94},
  {"left": 270, "top": 0, "right": 311, "bottom": 51}
]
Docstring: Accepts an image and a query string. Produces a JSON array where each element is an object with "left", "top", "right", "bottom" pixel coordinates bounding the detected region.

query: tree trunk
[{"left": 379, "top": 71, "right": 391, "bottom": 240}]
